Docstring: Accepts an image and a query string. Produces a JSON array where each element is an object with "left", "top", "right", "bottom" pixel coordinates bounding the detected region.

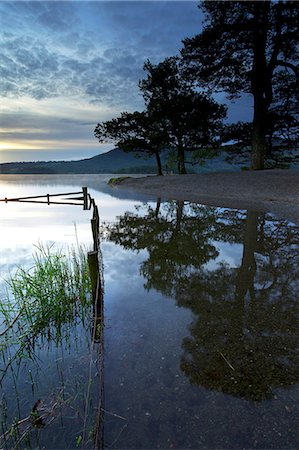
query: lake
[{"left": 0, "top": 174, "right": 298, "bottom": 449}]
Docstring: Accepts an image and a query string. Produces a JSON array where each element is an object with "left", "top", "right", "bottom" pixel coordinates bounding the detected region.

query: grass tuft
[
  {"left": 0, "top": 243, "right": 92, "bottom": 357},
  {"left": 108, "top": 176, "right": 130, "bottom": 186}
]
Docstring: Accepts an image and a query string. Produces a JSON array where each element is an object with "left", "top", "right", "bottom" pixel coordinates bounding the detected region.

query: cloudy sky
[{"left": 0, "top": 1, "right": 251, "bottom": 164}]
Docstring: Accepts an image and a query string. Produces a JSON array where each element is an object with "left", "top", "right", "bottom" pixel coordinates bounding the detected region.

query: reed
[
  {"left": 0, "top": 243, "right": 92, "bottom": 357},
  {"left": 0, "top": 244, "right": 103, "bottom": 449}
]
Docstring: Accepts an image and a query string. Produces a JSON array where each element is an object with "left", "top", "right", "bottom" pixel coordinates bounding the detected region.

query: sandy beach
[{"left": 114, "top": 169, "right": 299, "bottom": 225}]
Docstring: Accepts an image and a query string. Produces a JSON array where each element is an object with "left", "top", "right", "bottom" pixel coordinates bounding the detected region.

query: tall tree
[
  {"left": 181, "top": 1, "right": 298, "bottom": 170},
  {"left": 140, "top": 58, "right": 227, "bottom": 174},
  {"left": 94, "top": 111, "right": 167, "bottom": 176}
]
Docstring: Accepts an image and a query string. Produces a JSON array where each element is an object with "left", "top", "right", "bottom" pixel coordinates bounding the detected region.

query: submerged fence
[{"left": 1, "top": 186, "right": 104, "bottom": 449}]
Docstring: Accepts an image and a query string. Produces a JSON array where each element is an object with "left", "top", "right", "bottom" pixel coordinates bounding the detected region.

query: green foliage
[
  {"left": 0, "top": 243, "right": 92, "bottom": 357},
  {"left": 76, "top": 435, "right": 82, "bottom": 447},
  {"left": 108, "top": 176, "right": 131, "bottom": 186}
]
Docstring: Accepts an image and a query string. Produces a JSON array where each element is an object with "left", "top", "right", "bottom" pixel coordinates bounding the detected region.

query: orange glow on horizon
[{"left": 0, "top": 140, "right": 100, "bottom": 152}]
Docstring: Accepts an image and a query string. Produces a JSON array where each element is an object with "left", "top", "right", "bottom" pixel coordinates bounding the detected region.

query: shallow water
[{"left": 0, "top": 175, "right": 298, "bottom": 449}]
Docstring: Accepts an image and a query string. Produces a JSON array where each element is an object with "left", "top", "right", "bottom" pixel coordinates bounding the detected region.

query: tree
[
  {"left": 181, "top": 1, "right": 298, "bottom": 170},
  {"left": 220, "top": 121, "right": 253, "bottom": 164},
  {"left": 94, "top": 111, "right": 167, "bottom": 176},
  {"left": 140, "top": 58, "right": 227, "bottom": 174}
]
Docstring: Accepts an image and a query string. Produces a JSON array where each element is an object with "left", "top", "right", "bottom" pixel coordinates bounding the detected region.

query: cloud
[
  {"left": 0, "top": 1, "right": 202, "bottom": 109},
  {"left": 0, "top": 110, "right": 97, "bottom": 143},
  {"left": 4, "top": 1, "right": 253, "bottom": 162}
]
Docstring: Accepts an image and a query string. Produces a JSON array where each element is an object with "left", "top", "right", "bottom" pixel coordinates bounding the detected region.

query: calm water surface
[{"left": 0, "top": 175, "right": 298, "bottom": 449}]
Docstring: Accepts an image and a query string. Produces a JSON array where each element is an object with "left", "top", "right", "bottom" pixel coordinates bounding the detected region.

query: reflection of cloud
[{"left": 204, "top": 242, "right": 243, "bottom": 271}]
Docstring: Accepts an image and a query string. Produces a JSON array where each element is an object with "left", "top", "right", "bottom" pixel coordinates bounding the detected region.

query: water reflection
[
  {"left": 1, "top": 175, "right": 298, "bottom": 448},
  {"left": 108, "top": 201, "right": 299, "bottom": 402},
  {"left": 0, "top": 179, "right": 106, "bottom": 449}
]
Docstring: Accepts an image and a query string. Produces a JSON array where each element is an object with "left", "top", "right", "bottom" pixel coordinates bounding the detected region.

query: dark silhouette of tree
[
  {"left": 140, "top": 58, "right": 227, "bottom": 174},
  {"left": 181, "top": 1, "right": 298, "bottom": 170},
  {"left": 107, "top": 202, "right": 299, "bottom": 401},
  {"left": 94, "top": 111, "right": 167, "bottom": 176},
  {"left": 221, "top": 121, "right": 253, "bottom": 164},
  {"left": 267, "top": 70, "right": 299, "bottom": 160}
]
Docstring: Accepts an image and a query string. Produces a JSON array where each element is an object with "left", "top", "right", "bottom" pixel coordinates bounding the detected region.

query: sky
[{"left": 0, "top": 1, "right": 252, "bottom": 164}]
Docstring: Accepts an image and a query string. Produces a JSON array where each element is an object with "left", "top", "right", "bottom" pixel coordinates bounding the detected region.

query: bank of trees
[{"left": 95, "top": 1, "right": 298, "bottom": 172}]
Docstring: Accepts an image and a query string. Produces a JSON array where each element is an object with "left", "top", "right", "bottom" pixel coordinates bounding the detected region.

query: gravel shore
[{"left": 115, "top": 169, "right": 299, "bottom": 225}]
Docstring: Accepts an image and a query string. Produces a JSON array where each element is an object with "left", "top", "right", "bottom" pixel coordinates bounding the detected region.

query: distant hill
[
  {"left": 0, "top": 148, "right": 159, "bottom": 174},
  {"left": 0, "top": 147, "right": 245, "bottom": 175}
]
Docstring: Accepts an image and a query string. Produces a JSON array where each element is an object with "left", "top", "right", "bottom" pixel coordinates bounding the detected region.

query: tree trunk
[
  {"left": 155, "top": 150, "right": 163, "bottom": 176},
  {"left": 250, "top": 2, "right": 271, "bottom": 170},
  {"left": 251, "top": 99, "right": 267, "bottom": 170},
  {"left": 177, "top": 143, "right": 186, "bottom": 174}
]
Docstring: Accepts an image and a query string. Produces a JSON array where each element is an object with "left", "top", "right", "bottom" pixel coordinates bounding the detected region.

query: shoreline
[{"left": 113, "top": 169, "right": 299, "bottom": 225}]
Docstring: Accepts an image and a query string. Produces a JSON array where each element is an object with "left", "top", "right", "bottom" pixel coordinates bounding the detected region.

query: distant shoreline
[{"left": 113, "top": 170, "right": 299, "bottom": 225}]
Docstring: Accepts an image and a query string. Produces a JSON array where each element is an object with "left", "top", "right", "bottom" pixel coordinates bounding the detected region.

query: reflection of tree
[
  {"left": 110, "top": 201, "right": 219, "bottom": 297},
  {"left": 108, "top": 202, "right": 299, "bottom": 401},
  {"left": 179, "top": 211, "right": 299, "bottom": 401}
]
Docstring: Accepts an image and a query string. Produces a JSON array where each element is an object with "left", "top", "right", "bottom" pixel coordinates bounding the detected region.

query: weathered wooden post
[
  {"left": 83, "top": 186, "right": 88, "bottom": 210},
  {"left": 90, "top": 199, "right": 100, "bottom": 252},
  {"left": 88, "top": 195, "right": 103, "bottom": 343}
]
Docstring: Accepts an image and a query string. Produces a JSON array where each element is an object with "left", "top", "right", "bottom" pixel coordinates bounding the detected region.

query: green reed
[
  {"left": 0, "top": 243, "right": 92, "bottom": 354},
  {"left": 0, "top": 244, "right": 102, "bottom": 449}
]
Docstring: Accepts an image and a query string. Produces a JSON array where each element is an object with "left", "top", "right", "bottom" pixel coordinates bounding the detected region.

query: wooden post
[
  {"left": 93, "top": 205, "right": 100, "bottom": 232},
  {"left": 83, "top": 187, "right": 88, "bottom": 210},
  {"left": 90, "top": 199, "right": 100, "bottom": 251},
  {"left": 91, "top": 218, "right": 98, "bottom": 251}
]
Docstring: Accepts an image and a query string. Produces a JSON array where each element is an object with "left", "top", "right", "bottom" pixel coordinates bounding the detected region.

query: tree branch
[{"left": 275, "top": 60, "right": 298, "bottom": 76}]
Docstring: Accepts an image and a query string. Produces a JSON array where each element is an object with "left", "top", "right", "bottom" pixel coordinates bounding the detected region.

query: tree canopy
[
  {"left": 94, "top": 57, "right": 226, "bottom": 175},
  {"left": 140, "top": 58, "right": 227, "bottom": 174},
  {"left": 94, "top": 110, "right": 167, "bottom": 175},
  {"left": 181, "top": 1, "right": 298, "bottom": 169},
  {"left": 94, "top": 1, "right": 298, "bottom": 172}
]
